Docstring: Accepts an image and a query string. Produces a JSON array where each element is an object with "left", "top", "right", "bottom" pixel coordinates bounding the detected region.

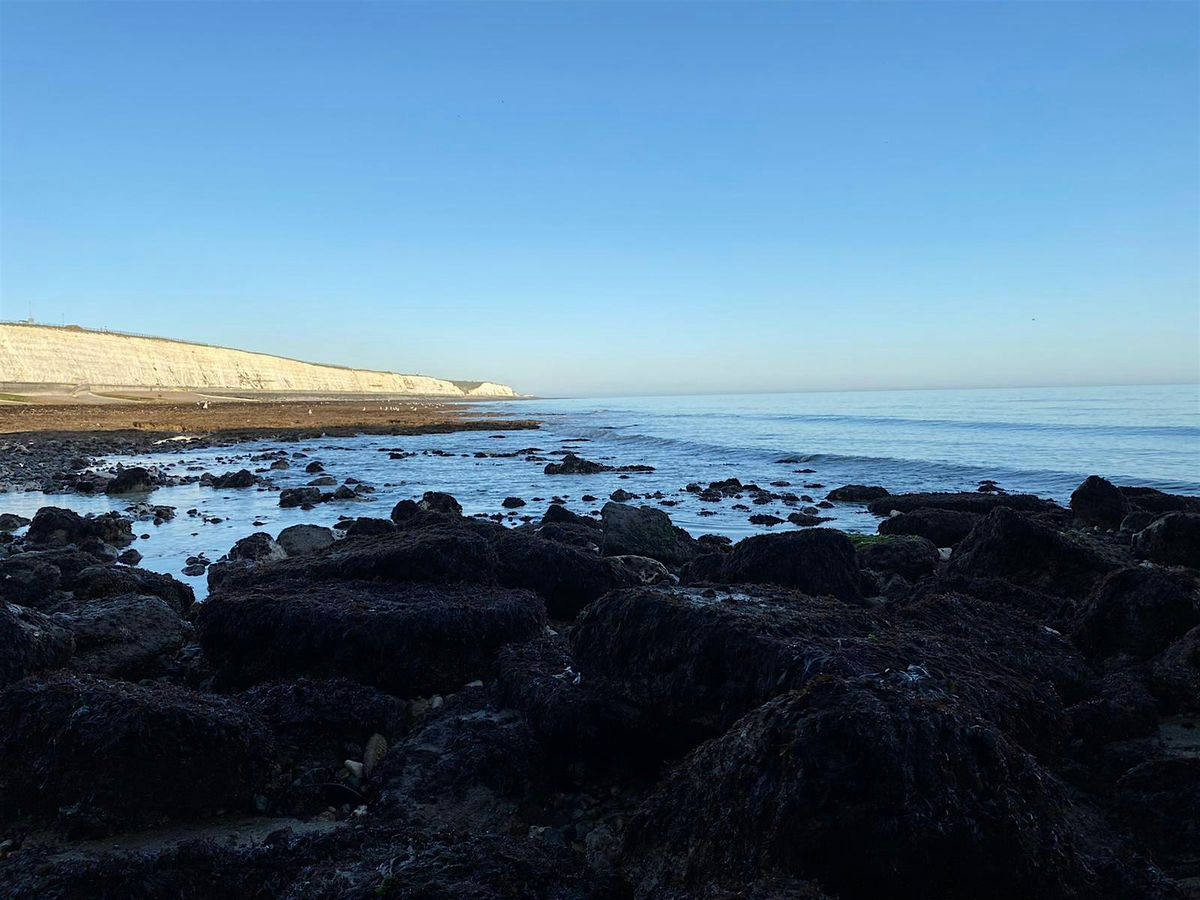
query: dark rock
[
  {"left": 0, "top": 603, "right": 74, "bottom": 688},
  {"left": 1150, "top": 626, "right": 1200, "bottom": 713},
  {"left": 878, "top": 506, "right": 981, "bottom": 547},
  {"left": 620, "top": 676, "right": 1161, "bottom": 900},
  {"left": 947, "top": 507, "right": 1117, "bottom": 600},
  {"left": 720, "top": 529, "right": 863, "bottom": 602},
  {"left": 331, "top": 484, "right": 356, "bottom": 500},
  {"left": 104, "top": 466, "right": 155, "bottom": 495},
  {"left": 544, "top": 453, "right": 610, "bottom": 475},
  {"left": 70, "top": 564, "right": 196, "bottom": 615},
  {"left": 748, "top": 513, "right": 783, "bottom": 526},
  {"left": 1067, "top": 672, "right": 1159, "bottom": 748},
  {"left": 600, "top": 502, "right": 698, "bottom": 567},
  {"left": 609, "top": 488, "right": 636, "bottom": 502},
  {"left": 0, "top": 673, "right": 273, "bottom": 832},
  {"left": 342, "top": 516, "right": 396, "bottom": 538},
  {"left": 1121, "top": 486, "right": 1200, "bottom": 515},
  {"left": 418, "top": 490, "right": 464, "bottom": 516},
  {"left": 826, "top": 484, "right": 889, "bottom": 501},
  {"left": 608, "top": 554, "right": 674, "bottom": 586},
  {"left": 1071, "top": 475, "right": 1130, "bottom": 529},
  {"left": 501, "top": 496, "right": 526, "bottom": 509},
  {"left": 227, "top": 532, "right": 286, "bottom": 563},
  {"left": 304, "top": 461, "right": 324, "bottom": 473},
  {"left": 197, "top": 581, "right": 546, "bottom": 694},
  {"left": 240, "top": 676, "right": 409, "bottom": 760},
  {"left": 25, "top": 507, "right": 133, "bottom": 548},
  {"left": 542, "top": 504, "right": 600, "bottom": 530},
  {"left": 0, "top": 555, "right": 62, "bottom": 607},
  {"left": 1071, "top": 567, "right": 1200, "bottom": 662},
  {"left": 54, "top": 594, "right": 188, "bottom": 678},
  {"left": 786, "top": 512, "right": 832, "bottom": 527},
  {"left": 211, "top": 469, "right": 258, "bottom": 489},
  {"left": 0, "top": 513, "right": 30, "bottom": 532},
  {"left": 1121, "top": 511, "right": 1159, "bottom": 534},
  {"left": 867, "top": 491, "right": 1060, "bottom": 517},
  {"left": 1113, "top": 736, "right": 1200, "bottom": 881},
  {"left": 1133, "top": 512, "right": 1200, "bottom": 569},
  {"left": 490, "top": 528, "right": 619, "bottom": 619},
  {"left": 276, "top": 523, "right": 336, "bottom": 556},
  {"left": 278, "top": 486, "right": 322, "bottom": 508},
  {"left": 855, "top": 534, "right": 940, "bottom": 581}
]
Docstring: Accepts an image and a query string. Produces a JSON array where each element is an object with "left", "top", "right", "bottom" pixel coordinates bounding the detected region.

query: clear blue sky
[{"left": 1, "top": 1, "right": 1196, "bottom": 397}]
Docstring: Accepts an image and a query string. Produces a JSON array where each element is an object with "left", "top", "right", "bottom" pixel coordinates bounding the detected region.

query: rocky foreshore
[{"left": 1, "top": 472, "right": 1199, "bottom": 899}]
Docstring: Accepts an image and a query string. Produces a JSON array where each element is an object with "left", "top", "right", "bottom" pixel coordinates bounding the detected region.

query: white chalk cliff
[{"left": 0, "top": 323, "right": 518, "bottom": 398}]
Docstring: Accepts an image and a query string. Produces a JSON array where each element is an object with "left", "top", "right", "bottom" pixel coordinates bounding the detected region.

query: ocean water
[{"left": 2, "top": 383, "right": 1196, "bottom": 597}]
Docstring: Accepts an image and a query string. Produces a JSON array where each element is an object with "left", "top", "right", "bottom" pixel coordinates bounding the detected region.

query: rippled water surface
[{"left": 3, "top": 383, "right": 1196, "bottom": 597}]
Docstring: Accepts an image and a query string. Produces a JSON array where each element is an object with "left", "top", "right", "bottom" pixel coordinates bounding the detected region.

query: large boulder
[
  {"left": 1121, "top": 486, "right": 1200, "bottom": 515},
  {"left": 1070, "top": 476, "right": 1130, "bottom": 529},
  {"left": 947, "top": 507, "right": 1116, "bottom": 600},
  {"left": 718, "top": 529, "right": 863, "bottom": 602},
  {"left": 54, "top": 594, "right": 188, "bottom": 678},
  {"left": 619, "top": 676, "right": 1161, "bottom": 900},
  {"left": 1150, "top": 626, "right": 1200, "bottom": 713},
  {"left": 278, "top": 486, "right": 322, "bottom": 508},
  {"left": 0, "top": 673, "right": 274, "bottom": 832},
  {"left": 1133, "top": 512, "right": 1200, "bottom": 569},
  {"left": 24, "top": 507, "right": 133, "bottom": 548},
  {"left": 600, "top": 502, "right": 697, "bottom": 567},
  {"left": 197, "top": 581, "right": 546, "bottom": 695},
  {"left": 0, "top": 602, "right": 74, "bottom": 688},
  {"left": 1070, "top": 567, "right": 1200, "bottom": 662}
]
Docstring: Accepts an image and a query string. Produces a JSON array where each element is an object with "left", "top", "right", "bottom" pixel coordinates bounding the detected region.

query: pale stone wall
[{"left": 0, "top": 324, "right": 517, "bottom": 397}]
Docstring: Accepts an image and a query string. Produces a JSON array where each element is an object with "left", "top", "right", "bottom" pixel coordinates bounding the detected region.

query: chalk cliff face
[{"left": 0, "top": 324, "right": 518, "bottom": 398}]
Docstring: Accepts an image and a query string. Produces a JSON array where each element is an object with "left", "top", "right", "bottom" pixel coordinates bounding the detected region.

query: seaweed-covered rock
[
  {"left": 877, "top": 506, "right": 981, "bottom": 547},
  {"left": 0, "top": 555, "right": 63, "bottom": 607},
  {"left": 600, "top": 502, "right": 697, "bottom": 567},
  {"left": 240, "top": 676, "right": 409, "bottom": 760},
  {"left": 197, "top": 581, "right": 545, "bottom": 694},
  {"left": 620, "top": 676, "right": 1162, "bottom": 900},
  {"left": 490, "top": 528, "right": 618, "bottom": 619},
  {"left": 70, "top": 564, "right": 195, "bottom": 614},
  {"left": 542, "top": 503, "right": 600, "bottom": 530},
  {"left": 825, "top": 484, "right": 888, "bottom": 501},
  {"left": 867, "top": 491, "right": 1059, "bottom": 517},
  {"left": 25, "top": 507, "right": 133, "bottom": 548},
  {"left": 0, "top": 602, "right": 74, "bottom": 688},
  {"left": 495, "top": 636, "right": 652, "bottom": 770},
  {"left": 1149, "top": 626, "right": 1200, "bottom": 713},
  {"left": 1066, "top": 672, "right": 1159, "bottom": 748},
  {"left": 1133, "top": 512, "right": 1200, "bottom": 569},
  {"left": 1071, "top": 476, "right": 1130, "bottom": 529},
  {"left": 0, "top": 673, "right": 273, "bottom": 832},
  {"left": 855, "top": 534, "right": 940, "bottom": 581},
  {"left": 213, "top": 525, "right": 500, "bottom": 592},
  {"left": 1071, "top": 567, "right": 1200, "bottom": 662},
  {"left": 418, "top": 490, "right": 464, "bottom": 516},
  {"left": 544, "top": 453, "right": 610, "bottom": 475},
  {"left": 374, "top": 690, "right": 540, "bottom": 831},
  {"left": 55, "top": 594, "right": 187, "bottom": 678},
  {"left": 0, "top": 824, "right": 629, "bottom": 900},
  {"left": 947, "top": 507, "right": 1117, "bottom": 599},
  {"left": 1121, "top": 486, "right": 1200, "bottom": 515},
  {"left": 719, "top": 529, "right": 863, "bottom": 602}
]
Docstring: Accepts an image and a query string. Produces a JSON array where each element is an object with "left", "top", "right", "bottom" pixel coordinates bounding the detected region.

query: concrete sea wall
[{"left": 0, "top": 324, "right": 516, "bottom": 397}]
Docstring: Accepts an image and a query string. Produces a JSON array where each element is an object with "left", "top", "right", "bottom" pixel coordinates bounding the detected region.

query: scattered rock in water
[
  {"left": 0, "top": 513, "right": 31, "bottom": 532},
  {"left": 544, "top": 453, "right": 611, "bottom": 475},
  {"left": 24, "top": 507, "right": 134, "bottom": 548},
  {"left": 278, "top": 486, "right": 323, "bottom": 508},
  {"left": 825, "top": 484, "right": 889, "bottom": 501},
  {"left": 104, "top": 466, "right": 155, "bottom": 495},
  {"left": 502, "top": 496, "right": 526, "bottom": 509},
  {"left": 208, "top": 469, "right": 259, "bottom": 489}
]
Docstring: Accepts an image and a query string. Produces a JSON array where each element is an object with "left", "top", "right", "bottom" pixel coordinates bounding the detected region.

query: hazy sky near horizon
[{"left": 1, "top": 1, "right": 1197, "bottom": 398}]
